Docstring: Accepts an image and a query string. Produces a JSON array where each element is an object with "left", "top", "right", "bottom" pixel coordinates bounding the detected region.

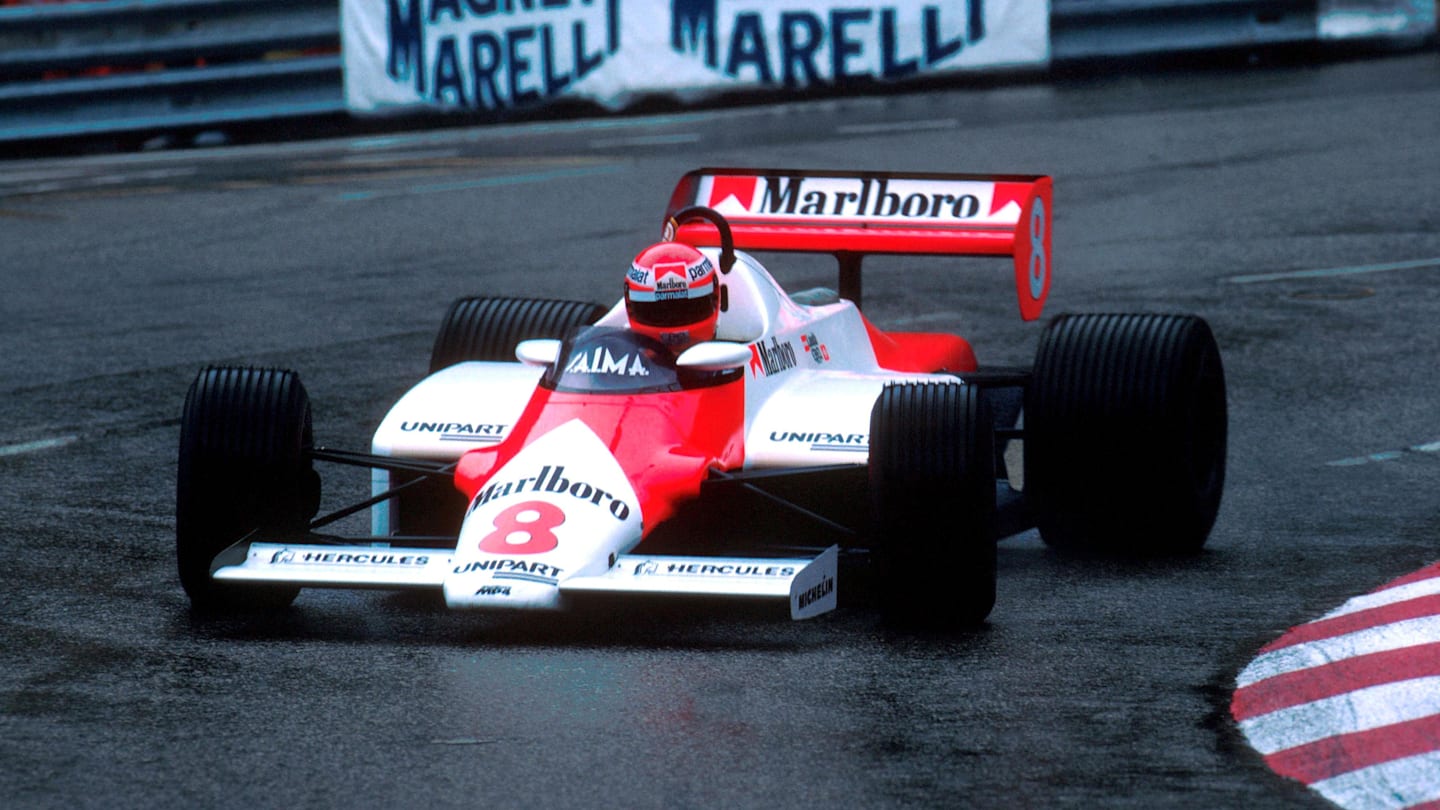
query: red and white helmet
[{"left": 625, "top": 242, "right": 719, "bottom": 352}]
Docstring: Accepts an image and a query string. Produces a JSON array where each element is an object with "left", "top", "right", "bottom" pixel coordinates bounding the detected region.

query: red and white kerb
[{"left": 1233, "top": 562, "right": 1440, "bottom": 809}]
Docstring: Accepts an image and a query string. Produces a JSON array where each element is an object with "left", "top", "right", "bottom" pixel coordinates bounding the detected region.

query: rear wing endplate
[{"left": 665, "top": 168, "right": 1052, "bottom": 320}]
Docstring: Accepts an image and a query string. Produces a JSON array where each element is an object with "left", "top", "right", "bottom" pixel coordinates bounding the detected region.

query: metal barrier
[
  {"left": 1052, "top": 0, "right": 1322, "bottom": 60},
  {"left": 0, "top": 0, "right": 342, "bottom": 145},
  {"left": 0, "top": 0, "right": 1432, "bottom": 147}
]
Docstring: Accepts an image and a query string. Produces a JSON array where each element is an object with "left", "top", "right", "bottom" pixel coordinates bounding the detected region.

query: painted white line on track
[
  {"left": 589, "top": 133, "right": 702, "bottom": 148},
  {"left": 335, "top": 149, "right": 461, "bottom": 165},
  {"left": 837, "top": 118, "right": 958, "bottom": 135},
  {"left": 346, "top": 110, "right": 736, "bottom": 152},
  {"left": 336, "top": 163, "right": 623, "bottom": 202},
  {"left": 1237, "top": 615, "right": 1440, "bottom": 687},
  {"left": 1228, "top": 257, "right": 1440, "bottom": 284},
  {"left": 0, "top": 436, "right": 78, "bottom": 457},
  {"left": 1238, "top": 676, "right": 1440, "bottom": 754},
  {"left": 1328, "top": 438, "right": 1440, "bottom": 467}
]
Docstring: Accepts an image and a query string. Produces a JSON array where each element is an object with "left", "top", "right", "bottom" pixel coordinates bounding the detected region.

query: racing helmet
[{"left": 625, "top": 242, "right": 719, "bottom": 351}]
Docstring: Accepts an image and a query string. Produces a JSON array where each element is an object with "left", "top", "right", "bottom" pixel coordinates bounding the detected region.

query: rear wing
[{"left": 665, "top": 168, "right": 1052, "bottom": 320}]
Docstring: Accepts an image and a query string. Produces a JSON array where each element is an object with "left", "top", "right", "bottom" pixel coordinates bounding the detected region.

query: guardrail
[
  {"left": 1052, "top": 0, "right": 1321, "bottom": 60},
  {"left": 0, "top": 0, "right": 1432, "bottom": 147},
  {"left": 0, "top": 0, "right": 343, "bottom": 145},
  {"left": 1055, "top": 0, "right": 1437, "bottom": 59}
]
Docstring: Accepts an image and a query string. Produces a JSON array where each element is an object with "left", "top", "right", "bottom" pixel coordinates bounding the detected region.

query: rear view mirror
[
  {"left": 515, "top": 339, "right": 561, "bottom": 366},
  {"left": 676, "top": 341, "right": 752, "bottom": 371}
]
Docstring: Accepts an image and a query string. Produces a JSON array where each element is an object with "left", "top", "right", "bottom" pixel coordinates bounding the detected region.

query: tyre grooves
[{"left": 430, "top": 297, "right": 607, "bottom": 371}]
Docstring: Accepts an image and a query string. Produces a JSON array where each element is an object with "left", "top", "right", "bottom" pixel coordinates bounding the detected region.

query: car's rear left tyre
[
  {"left": 176, "top": 366, "right": 320, "bottom": 610},
  {"left": 869, "top": 382, "right": 997, "bottom": 628},
  {"left": 1024, "top": 313, "right": 1227, "bottom": 555}
]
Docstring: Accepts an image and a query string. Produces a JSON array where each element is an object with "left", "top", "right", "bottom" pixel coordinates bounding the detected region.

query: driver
[{"left": 624, "top": 242, "right": 720, "bottom": 353}]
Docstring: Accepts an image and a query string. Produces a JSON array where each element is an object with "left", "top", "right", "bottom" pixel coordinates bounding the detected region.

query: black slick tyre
[
  {"left": 429, "top": 296, "right": 608, "bottom": 372},
  {"left": 869, "top": 382, "right": 997, "bottom": 628},
  {"left": 1024, "top": 313, "right": 1227, "bottom": 555},
  {"left": 176, "top": 366, "right": 320, "bottom": 610}
]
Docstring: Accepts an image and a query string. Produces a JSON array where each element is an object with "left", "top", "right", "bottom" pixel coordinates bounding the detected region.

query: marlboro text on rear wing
[{"left": 665, "top": 168, "right": 1053, "bottom": 320}]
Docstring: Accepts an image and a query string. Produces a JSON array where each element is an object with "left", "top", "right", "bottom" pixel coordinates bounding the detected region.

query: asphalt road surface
[{"left": 2, "top": 50, "right": 1439, "bottom": 808}]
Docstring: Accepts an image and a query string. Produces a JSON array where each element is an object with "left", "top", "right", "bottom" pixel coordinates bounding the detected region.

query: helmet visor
[{"left": 628, "top": 294, "right": 715, "bottom": 328}]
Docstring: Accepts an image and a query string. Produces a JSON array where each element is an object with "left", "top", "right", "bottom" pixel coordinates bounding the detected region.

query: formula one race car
[{"left": 176, "top": 168, "right": 1227, "bottom": 628}]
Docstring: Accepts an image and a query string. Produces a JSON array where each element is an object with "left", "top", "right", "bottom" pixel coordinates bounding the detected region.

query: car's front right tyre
[
  {"left": 869, "top": 382, "right": 997, "bottom": 628},
  {"left": 176, "top": 366, "right": 319, "bottom": 611}
]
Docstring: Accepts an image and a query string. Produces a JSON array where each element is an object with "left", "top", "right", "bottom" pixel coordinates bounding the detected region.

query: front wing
[{"left": 212, "top": 541, "right": 839, "bottom": 620}]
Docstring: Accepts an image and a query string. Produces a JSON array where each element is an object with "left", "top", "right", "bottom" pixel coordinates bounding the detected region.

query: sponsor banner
[
  {"left": 1318, "top": 0, "right": 1436, "bottom": 39},
  {"left": 343, "top": 0, "right": 1049, "bottom": 114}
]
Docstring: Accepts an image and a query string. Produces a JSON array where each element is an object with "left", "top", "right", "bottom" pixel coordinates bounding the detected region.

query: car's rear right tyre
[{"left": 869, "top": 382, "right": 997, "bottom": 628}]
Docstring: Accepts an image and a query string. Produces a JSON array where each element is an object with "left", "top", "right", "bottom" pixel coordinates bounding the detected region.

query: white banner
[
  {"left": 1318, "top": 0, "right": 1436, "bottom": 39},
  {"left": 342, "top": 0, "right": 1050, "bottom": 114}
]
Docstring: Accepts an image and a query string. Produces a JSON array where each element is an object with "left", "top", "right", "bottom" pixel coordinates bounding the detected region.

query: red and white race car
[{"left": 176, "top": 168, "right": 1227, "bottom": 627}]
